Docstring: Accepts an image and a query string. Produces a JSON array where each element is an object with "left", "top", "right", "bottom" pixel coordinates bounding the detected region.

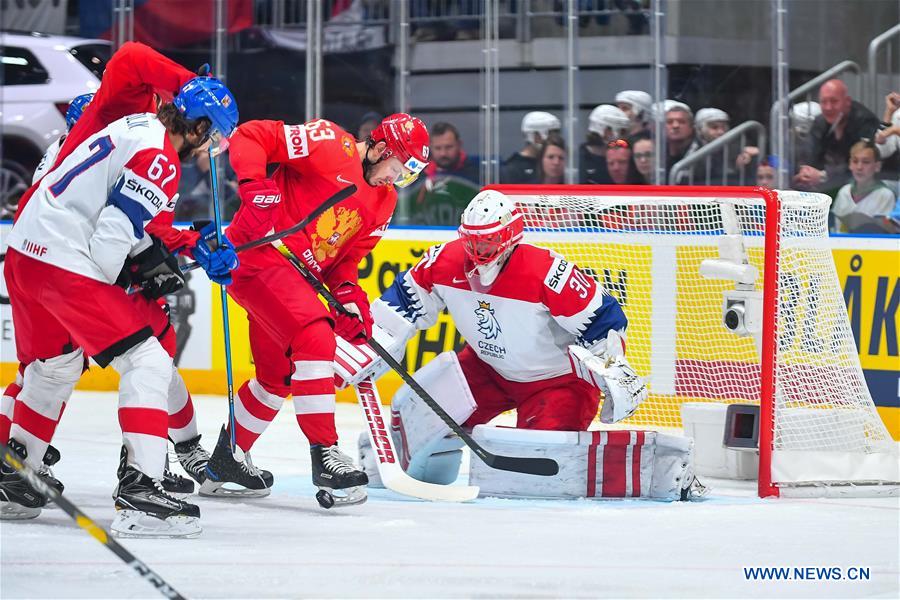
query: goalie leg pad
[
  {"left": 389, "top": 352, "right": 476, "bottom": 482},
  {"left": 470, "top": 426, "right": 695, "bottom": 501}
]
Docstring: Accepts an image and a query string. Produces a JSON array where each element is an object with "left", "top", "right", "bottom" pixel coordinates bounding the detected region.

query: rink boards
[{"left": 0, "top": 223, "right": 897, "bottom": 438}]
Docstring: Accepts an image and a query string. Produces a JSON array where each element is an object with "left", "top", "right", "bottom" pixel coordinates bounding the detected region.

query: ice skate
[
  {"left": 38, "top": 445, "right": 64, "bottom": 507},
  {"left": 311, "top": 443, "right": 368, "bottom": 507},
  {"left": 111, "top": 465, "right": 201, "bottom": 538},
  {"left": 162, "top": 457, "right": 194, "bottom": 496},
  {"left": 173, "top": 433, "right": 210, "bottom": 485},
  {"left": 0, "top": 439, "right": 48, "bottom": 520},
  {"left": 199, "top": 426, "right": 273, "bottom": 498}
]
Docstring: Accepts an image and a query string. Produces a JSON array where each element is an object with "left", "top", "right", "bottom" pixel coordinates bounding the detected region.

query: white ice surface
[{"left": 1, "top": 391, "right": 898, "bottom": 599}]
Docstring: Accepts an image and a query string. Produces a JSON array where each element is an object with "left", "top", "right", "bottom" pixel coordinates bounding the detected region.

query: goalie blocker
[{"left": 352, "top": 349, "right": 697, "bottom": 501}]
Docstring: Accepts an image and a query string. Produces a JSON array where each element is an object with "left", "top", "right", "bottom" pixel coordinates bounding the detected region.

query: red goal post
[{"left": 486, "top": 184, "right": 898, "bottom": 498}]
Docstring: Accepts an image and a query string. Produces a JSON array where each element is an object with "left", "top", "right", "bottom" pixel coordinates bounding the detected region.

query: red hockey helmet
[{"left": 369, "top": 113, "right": 430, "bottom": 187}]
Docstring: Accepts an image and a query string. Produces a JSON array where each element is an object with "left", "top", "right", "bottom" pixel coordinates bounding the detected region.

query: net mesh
[{"left": 510, "top": 189, "right": 894, "bottom": 464}]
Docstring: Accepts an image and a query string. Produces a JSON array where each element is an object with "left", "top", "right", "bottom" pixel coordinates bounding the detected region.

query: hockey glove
[
  {"left": 191, "top": 220, "right": 239, "bottom": 285},
  {"left": 568, "top": 330, "right": 648, "bottom": 424},
  {"left": 120, "top": 236, "right": 186, "bottom": 299},
  {"left": 330, "top": 283, "right": 373, "bottom": 342},
  {"left": 228, "top": 179, "right": 282, "bottom": 246}
]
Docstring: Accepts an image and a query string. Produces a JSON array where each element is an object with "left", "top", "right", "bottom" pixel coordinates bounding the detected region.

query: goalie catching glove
[{"left": 568, "top": 329, "right": 648, "bottom": 423}]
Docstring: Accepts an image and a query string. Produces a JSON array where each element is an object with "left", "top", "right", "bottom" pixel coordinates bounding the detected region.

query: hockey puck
[{"left": 315, "top": 489, "right": 335, "bottom": 509}]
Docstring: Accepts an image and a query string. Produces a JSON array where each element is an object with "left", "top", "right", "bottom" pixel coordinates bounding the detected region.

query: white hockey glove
[{"left": 568, "top": 330, "right": 648, "bottom": 424}]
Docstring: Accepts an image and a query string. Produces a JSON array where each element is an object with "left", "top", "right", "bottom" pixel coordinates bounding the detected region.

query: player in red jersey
[{"left": 199, "top": 114, "right": 429, "bottom": 506}]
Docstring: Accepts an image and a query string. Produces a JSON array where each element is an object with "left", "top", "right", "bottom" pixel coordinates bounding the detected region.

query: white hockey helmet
[
  {"left": 615, "top": 90, "right": 652, "bottom": 119},
  {"left": 588, "top": 104, "right": 630, "bottom": 139},
  {"left": 459, "top": 189, "right": 524, "bottom": 286},
  {"left": 694, "top": 107, "right": 730, "bottom": 128},
  {"left": 789, "top": 101, "right": 822, "bottom": 134},
  {"left": 521, "top": 111, "right": 562, "bottom": 140},
  {"left": 652, "top": 99, "right": 692, "bottom": 120}
]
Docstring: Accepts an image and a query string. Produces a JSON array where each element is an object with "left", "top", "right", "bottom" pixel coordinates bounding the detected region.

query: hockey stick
[
  {"left": 208, "top": 149, "right": 238, "bottom": 453},
  {"left": 179, "top": 183, "right": 357, "bottom": 274},
  {"left": 355, "top": 377, "right": 479, "bottom": 502},
  {"left": 273, "top": 242, "right": 559, "bottom": 477},
  {"left": 1, "top": 445, "right": 185, "bottom": 600}
]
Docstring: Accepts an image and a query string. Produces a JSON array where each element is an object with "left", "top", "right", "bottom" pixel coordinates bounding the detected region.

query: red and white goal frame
[{"left": 486, "top": 184, "right": 899, "bottom": 498}]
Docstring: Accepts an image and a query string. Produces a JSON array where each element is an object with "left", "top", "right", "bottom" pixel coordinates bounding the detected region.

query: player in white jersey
[
  {"left": 1, "top": 77, "right": 239, "bottom": 536},
  {"left": 32, "top": 93, "right": 95, "bottom": 184},
  {"left": 334, "top": 190, "right": 652, "bottom": 492}
]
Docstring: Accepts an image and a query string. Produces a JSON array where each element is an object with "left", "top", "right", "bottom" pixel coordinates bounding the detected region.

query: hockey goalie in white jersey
[{"left": 336, "top": 190, "right": 700, "bottom": 500}]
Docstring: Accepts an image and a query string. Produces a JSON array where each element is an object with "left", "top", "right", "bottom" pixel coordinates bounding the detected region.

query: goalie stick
[
  {"left": 1, "top": 445, "right": 186, "bottom": 600},
  {"left": 355, "top": 377, "right": 479, "bottom": 502},
  {"left": 272, "top": 242, "right": 560, "bottom": 477}
]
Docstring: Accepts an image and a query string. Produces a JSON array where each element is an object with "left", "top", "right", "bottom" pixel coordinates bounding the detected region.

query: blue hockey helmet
[
  {"left": 65, "top": 93, "right": 94, "bottom": 130},
  {"left": 173, "top": 76, "right": 239, "bottom": 141}
]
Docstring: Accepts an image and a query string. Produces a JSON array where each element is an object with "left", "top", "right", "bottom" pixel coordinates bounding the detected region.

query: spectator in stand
[
  {"left": 695, "top": 108, "right": 730, "bottom": 144},
  {"left": 756, "top": 159, "right": 776, "bottom": 189},
  {"left": 580, "top": 104, "right": 630, "bottom": 184},
  {"left": 874, "top": 92, "right": 900, "bottom": 189},
  {"left": 693, "top": 108, "right": 738, "bottom": 184},
  {"left": 632, "top": 137, "right": 654, "bottom": 184},
  {"left": 615, "top": 90, "right": 653, "bottom": 138},
  {"left": 402, "top": 121, "right": 480, "bottom": 226},
  {"left": 794, "top": 79, "right": 880, "bottom": 196},
  {"left": 537, "top": 135, "right": 567, "bottom": 185},
  {"left": 356, "top": 111, "right": 382, "bottom": 142},
  {"left": 605, "top": 139, "right": 641, "bottom": 185},
  {"left": 502, "top": 111, "right": 562, "bottom": 183},
  {"left": 831, "top": 140, "right": 896, "bottom": 233},
  {"left": 788, "top": 101, "right": 821, "bottom": 169},
  {"left": 661, "top": 101, "right": 699, "bottom": 182}
]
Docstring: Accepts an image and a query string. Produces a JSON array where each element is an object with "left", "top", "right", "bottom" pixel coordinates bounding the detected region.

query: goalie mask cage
[{"left": 487, "top": 184, "right": 898, "bottom": 498}]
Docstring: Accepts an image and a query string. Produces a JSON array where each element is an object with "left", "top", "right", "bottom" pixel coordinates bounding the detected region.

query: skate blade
[
  {"left": 319, "top": 486, "right": 367, "bottom": 507},
  {"left": 198, "top": 479, "right": 271, "bottom": 498},
  {"left": 110, "top": 510, "right": 201, "bottom": 539},
  {"left": 0, "top": 501, "right": 42, "bottom": 520}
]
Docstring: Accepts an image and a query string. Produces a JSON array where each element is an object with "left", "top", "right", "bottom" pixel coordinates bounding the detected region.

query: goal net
[{"left": 491, "top": 184, "right": 898, "bottom": 497}]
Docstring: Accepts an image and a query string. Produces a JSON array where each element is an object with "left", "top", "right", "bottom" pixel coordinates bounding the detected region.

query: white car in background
[{"left": 0, "top": 32, "right": 110, "bottom": 218}]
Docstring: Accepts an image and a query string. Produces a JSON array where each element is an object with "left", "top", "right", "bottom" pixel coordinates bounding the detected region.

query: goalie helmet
[
  {"left": 369, "top": 113, "right": 430, "bottom": 188},
  {"left": 458, "top": 189, "right": 524, "bottom": 286},
  {"left": 789, "top": 101, "right": 821, "bottom": 135},
  {"left": 587, "top": 105, "right": 630, "bottom": 140},
  {"left": 521, "top": 111, "right": 561, "bottom": 143}
]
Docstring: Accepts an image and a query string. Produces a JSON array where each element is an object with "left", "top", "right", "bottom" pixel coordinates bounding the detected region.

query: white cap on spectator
[
  {"left": 588, "top": 104, "right": 630, "bottom": 136},
  {"left": 652, "top": 99, "right": 693, "bottom": 120},
  {"left": 789, "top": 101, "right": 821, "bottom": 134},
  {"left": 695, "top": 108, "right": 730, "bottom": 128},
  {"left": 615, "top": 90, "right": 652, "bottom": 117},
  {"left": 521, "top": 111, "right": 562, "bottom": 138}
]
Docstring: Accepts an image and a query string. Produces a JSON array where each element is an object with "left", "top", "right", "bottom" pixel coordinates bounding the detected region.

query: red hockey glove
[
  {"left": 330, "top": 283, "right": 373, "bottom": 342},
  {"left": 227, "top": 178, "right": 282, "bottom": 246}
]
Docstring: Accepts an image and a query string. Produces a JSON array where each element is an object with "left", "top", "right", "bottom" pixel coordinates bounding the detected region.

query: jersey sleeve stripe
[{"left": 107, "top": 179, "right": 156, "bottom": 239}]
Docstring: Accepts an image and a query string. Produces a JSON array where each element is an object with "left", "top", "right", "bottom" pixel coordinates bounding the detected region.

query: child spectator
[
  {"left": 831, "top": 140, "right": 897, "bottom": 233},
  {"left": 615, "top": 90, "right": 653, "bottom": 138},
  {"left": 756, "top": 159, "right": 776, "bottom": 189}
]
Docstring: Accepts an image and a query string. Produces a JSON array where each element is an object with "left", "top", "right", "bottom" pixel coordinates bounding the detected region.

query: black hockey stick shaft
[
  {"left": 180, "top": 183, "right": 357, "bottom": 274},
  {"left": 274, "top": 245, "right": 559, "bottom": 477},
  {"left": 1, "top": 445, "right": 186, "bottom": 600}
]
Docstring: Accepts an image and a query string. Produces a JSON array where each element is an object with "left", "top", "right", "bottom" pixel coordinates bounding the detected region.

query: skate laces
[
  {"left": 150, "top": 477, "right": 183, "bottom": 504},
  {"left": 240, "top": 452, "right": 265, "bottom": 478},
  {"left": 321, "top": 445, "right": 356, "bottom": 475},
  {"left": 175, "top": 443, "right": 210, "bottom": 475}
]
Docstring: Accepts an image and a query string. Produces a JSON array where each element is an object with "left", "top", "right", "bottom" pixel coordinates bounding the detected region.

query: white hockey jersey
[
  {"left": 32, "top": 136, "right": 65, "bottom": 184},
  {"left": 376, "top": 239, "right": 628, "bottom": 382},
  {"left": 8, "top": 113, "right": 181, "bottom": 284}
]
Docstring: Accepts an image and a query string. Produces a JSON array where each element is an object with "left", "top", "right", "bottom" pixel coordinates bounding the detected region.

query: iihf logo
[{"left": 474, "top": 300, "right": 502, "bottom": 340}]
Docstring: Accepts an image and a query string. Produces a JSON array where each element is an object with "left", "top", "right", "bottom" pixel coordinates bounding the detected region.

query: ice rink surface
[{"left": 1, "top": 391, "right": 898, "bottom": 599}]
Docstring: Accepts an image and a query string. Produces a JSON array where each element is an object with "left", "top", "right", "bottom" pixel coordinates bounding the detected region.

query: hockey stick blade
[
  {"left": 1, "top": 445, "right": 186, "bottom": 600},
  {"left": 272, "top": 243, "right": 559, "bottom": 477},
  {"left": 181, "top": 183, "right": 357, "bottom": 273},
  {"left": 355, "top": 379, "right": 479, "bottom": 502}
]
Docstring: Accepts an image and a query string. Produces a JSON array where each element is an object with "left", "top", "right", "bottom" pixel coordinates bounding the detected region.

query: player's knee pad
[
  {"left": 390, "top": 351, "right": 476, "bottom": 484},
  {"left": 18, "top": 348, "right": 84, "bottom": 416},
  {"left": 470, "top": 426, "right": 695, "bottom": 501},
  {"left": 110, "top": 337, "right": 173, "bottom": 411}
]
